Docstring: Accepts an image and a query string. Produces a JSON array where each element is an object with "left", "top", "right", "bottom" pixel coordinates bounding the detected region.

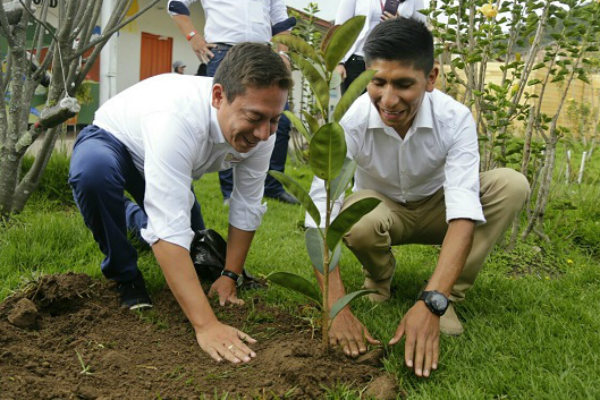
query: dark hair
[
  {"left": 363, "top": 17, "right": 434, "bottom": 74},
  {"left": 213, "top": 42, "right": 293, "bottom": 102}
]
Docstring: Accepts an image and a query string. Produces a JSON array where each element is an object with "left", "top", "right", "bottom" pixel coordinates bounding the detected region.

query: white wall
[{"left": 114, "top": 1, "right": 205, "bottom": 94}]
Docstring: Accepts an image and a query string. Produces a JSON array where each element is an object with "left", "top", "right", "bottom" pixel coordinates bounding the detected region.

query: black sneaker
[{"left": 116, "top": 274, "right": 153, "bottom": 311}]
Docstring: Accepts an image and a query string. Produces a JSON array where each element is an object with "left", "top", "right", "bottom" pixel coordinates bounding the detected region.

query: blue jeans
[
  {"left": 208, "top": 46, "right": 291, "bottom": 199},
  {"left": 68, "top": 125, "right": 204, "bottom": 282}
]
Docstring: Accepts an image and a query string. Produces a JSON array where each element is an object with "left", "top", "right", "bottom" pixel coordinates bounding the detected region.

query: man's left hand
[
  {"left": 208, "top": 276, "right": 244, "bottom": 306},
  {"left": 389, "top": 301, "right": 440, "bottom": 378}
]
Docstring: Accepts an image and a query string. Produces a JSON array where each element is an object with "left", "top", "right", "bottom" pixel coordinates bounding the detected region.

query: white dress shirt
[
  {"left": 335, "top": 0, "right": 426, "bottom": 63},
  {"left": 167, "top": 0, "right": 289, "bottom": 43},
  {"left": 307, "top": 89, "right": 485, "bottom": 228},
  {"left": 94, "top": 74, "right": 275, "bottom": 250}
]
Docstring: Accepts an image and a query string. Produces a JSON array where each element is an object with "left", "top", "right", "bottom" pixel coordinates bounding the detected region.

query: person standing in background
[
  {"left": 173, "top": 60, "right": 186, "bottom": 74},
  {"left": 168, "top": 0, "right": 300, "bottom": 205},
  {"left": 335, "top": 0, "right": 426, "bottom": 94}
]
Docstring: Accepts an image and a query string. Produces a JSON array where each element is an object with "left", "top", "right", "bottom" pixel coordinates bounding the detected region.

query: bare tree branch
[{"left": 73, "top": 0, "right": 160, "bottom": 58}]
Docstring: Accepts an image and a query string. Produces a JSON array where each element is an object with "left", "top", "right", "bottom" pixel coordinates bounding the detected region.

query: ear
[
  {"left": 211, "top": 84, "right": 226, "bottom": 109},
  {"left": 425, "top": 64, "right": 439, "bottom": 92}
]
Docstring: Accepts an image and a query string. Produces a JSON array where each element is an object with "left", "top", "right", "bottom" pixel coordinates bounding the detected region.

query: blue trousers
[
  {"left": 68, "top": 125, "right": 204, "bottom": 283},
  {"left": 208, "top": 46, "right": 291, "bottom": 199}
]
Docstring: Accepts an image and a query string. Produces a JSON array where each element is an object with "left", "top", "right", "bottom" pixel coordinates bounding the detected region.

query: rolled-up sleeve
[
  {"left": 443, "top": 112, "right": 485, "bottom": 224},
  {"left": 140, "top": 113, "right": 197, "bottom": 250},
  {"left": 228, "top": 136, "right": 275, "bottom": 231},
  {"left": 167, "top": 0, "right": 195, "bottom": 16}
]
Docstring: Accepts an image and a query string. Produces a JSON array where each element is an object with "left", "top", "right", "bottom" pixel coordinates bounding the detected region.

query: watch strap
[{"left": 186, "top": 30, "right": 198, "bottom": 41}]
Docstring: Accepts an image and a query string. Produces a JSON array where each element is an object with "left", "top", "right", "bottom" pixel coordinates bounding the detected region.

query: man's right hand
[
  {"left": 189, "top": 35, "right": 215, "bottom": 63},
  {"left": 195, "top": 319, "right": 257, "bottom": 364},
  {"left": 335, "top": 64, "right": 347, "bottom": 81},
  {"left": 330, "top": 308, "right": 380, "bottom": 357}
]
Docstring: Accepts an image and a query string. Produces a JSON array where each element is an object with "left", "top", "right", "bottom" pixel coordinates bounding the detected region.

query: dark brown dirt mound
[{"left": 0, "top": 273, "right": 399, "bottom": 399}]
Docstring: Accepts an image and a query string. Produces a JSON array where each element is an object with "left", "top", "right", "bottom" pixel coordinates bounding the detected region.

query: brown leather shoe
[
  {"left": 363, "top": 276, "right": 392, "bottom": 303},
  {"left": 440, "top": 303, "right": 464, "bottom": 336}
]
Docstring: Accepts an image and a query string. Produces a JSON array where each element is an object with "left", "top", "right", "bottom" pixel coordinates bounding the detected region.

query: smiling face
[
  {"left": 367, "top": 59, "right": 438, "bottom": 138},
  {"left": 212, "top": 84, "right": 288, "bottom": 153}
]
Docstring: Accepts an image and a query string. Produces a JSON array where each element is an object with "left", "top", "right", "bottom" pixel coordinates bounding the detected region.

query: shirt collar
[{"left": 367, "top": 91, "right": 434, "bottom": 138}]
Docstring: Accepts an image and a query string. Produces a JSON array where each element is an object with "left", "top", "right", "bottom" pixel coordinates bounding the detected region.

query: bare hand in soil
[
  {"left": 208, "top": 276, "right": 245, "bottom": 306},
  {"left": 195, "top": 320, "right": 257, "bottom": 364},
  {"left": 330, "top": 308, "right": 380, "bottom": 357},
  {"left": 389, "top": 301, "right": 440, "bottom": 378}
]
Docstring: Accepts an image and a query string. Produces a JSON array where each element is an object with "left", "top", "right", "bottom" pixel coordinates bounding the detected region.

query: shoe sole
[{"left": 128, "top": 303, "right": 153, "bottom": 311}]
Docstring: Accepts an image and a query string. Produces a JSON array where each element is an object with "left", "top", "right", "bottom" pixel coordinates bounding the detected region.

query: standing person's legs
[
  {"left": 263, "top": 104, "right": 298, "bottom": 204},
  {"left": 68, "top": 125, "right": 143, "bottom": 283},
  {"left": 341, "top": 55, "right": 366, "bottom": 94}
]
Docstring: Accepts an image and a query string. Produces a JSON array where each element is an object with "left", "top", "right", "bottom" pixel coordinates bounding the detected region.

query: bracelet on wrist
[{"left": 186, "top": 30, "right": 198, "bottom": 41}]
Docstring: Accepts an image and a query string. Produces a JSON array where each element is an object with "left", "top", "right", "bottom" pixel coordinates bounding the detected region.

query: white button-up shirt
[
  {"left": 335, "top": 0, "right": 426, "bottom": 63},
  {"left": 167, "top": 0, "right": 289, "bottom": 44},
  {"left": 94, "top": 74, "right": 275, "bottom": 250},
  {"left": 307, "top": 89, "right": 485, "bottom": 228}
]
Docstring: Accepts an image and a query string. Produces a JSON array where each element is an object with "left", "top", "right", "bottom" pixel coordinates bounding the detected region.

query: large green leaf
[
  {"left": 326, "top": 197, "right": 381, "bottom": 251},
  {"left": 266, "top": 272, "right": 321, "bottom": 305},
  {"left": 333, "top": 70, "right": 376, "bottom": 122},
  {"left": 302, "top": 110, "right": 319, "bottom": 136},
  {"left": 324, "top": 16, "right": 366, "bottom": 72},
  {"left": 289, "top": 53, "right": 329, "bottom": 116},
  {"left": 329, "top": 158, "right": 357, "bottom": 202},
  {"left": 306, "top": 228, "right": 342, "bottom": 274},
  {"left": 269, "top": 171, "right": 320, "bottom": 227},
  {"left": 309, "top": 122, "right": 346, "bottom": 181},
  {"left": 329, "top": 289, "right": 378, "bottom": 320},
  {"left": 284, "top": 110, "right": 310, "bottom": 142},
  {"left": 272, "top": 34, "right": 319, "bottom": 63}
]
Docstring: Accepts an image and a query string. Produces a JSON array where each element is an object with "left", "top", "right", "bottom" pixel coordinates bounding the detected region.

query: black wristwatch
[
  {"left": 221, "top": 269, "right": 243, "bottom": 287},
  {"left": 418, "top": 290, "right": 449, "bottom": 316}
]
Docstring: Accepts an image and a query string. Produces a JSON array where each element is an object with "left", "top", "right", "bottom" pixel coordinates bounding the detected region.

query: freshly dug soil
[{"left": 0, "top": 273, "right": 399, "bottom": 399}]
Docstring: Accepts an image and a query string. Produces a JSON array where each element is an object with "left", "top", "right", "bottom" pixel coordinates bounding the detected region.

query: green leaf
[
  {"left": 333, "top": 69, "right": 376, "bottom": 122},
  {"left": 309, "top": 122, "right": 346, "bottom": 180},
  {"left": 306, "top": 228, "right": 341, "bottom": 274},
  {"left": 284, "top": 110, "right": 310, "bottom": 142},
  {"left": 272, "top": 35, "right": 319, "bottom": 63},
  {"left": 329, "top": 289, "right": 378, "bottom": 320},
  {"left": 327, "top": 197, "right": 381, "bottom": 251},
  {"left": 290, "top": 53, "right": 329, "bottom": 116},
  {"left": 324, "top": 15, "right": 366, "bottom": 72},
  {"left": 266, "top": 272, "right": 321, "bottom": 305},
  {"left": 269, "top": 171, "right": 320, "bottom": 226},
  {"left": 329, "top": 158, "right": 357, "bottom": 201},
  {"left": 302, "top": 110, "right": 319, "bottom": 135}
]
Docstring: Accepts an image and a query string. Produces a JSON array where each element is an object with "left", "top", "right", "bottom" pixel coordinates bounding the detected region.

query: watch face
[{"left": 430, "top": 293, "right": 448, "bottom": 310}]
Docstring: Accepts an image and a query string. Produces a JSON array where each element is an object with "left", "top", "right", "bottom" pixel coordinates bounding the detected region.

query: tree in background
[
  {"left": 0, "top": 0, "right": 159, "bottom": 218},
  {"left": 427, "top": 0, "right": 600, "bottom": 243}
]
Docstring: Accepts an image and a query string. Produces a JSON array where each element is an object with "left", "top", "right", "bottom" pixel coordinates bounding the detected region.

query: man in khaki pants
[{"left": 307, "top": 18, "right": 530, "bottom": 378}]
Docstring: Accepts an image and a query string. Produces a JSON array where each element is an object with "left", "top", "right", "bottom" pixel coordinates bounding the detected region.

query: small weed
[
  {"left": 75, "top": 349, "right": 93, "bottom": 375},
  {"left": 135, "top": 309, "right": 169, "bottom": 330}
]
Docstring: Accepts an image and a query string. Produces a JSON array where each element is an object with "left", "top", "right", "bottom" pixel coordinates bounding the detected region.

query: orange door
[{"left": 139, "top": 32, "right": 173, "bottom": 81}]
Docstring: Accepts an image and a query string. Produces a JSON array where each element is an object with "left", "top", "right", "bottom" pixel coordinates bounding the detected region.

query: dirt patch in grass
[{"left": 0, "top": 273, "right": 398, "bottom": 399}]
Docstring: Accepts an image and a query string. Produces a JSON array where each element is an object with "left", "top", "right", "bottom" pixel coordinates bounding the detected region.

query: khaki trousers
[{"left": 342, "top": 168, "right": 530, "bottom": 302}]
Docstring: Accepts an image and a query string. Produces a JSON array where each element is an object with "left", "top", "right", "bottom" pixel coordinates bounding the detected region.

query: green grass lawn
[{"left": 1, "top": 154, "right": 599, "bottom": 399}]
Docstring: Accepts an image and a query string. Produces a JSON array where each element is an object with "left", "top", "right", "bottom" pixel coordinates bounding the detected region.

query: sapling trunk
[{"left": 321, "top": 181, "right": 332, "bottom": 351}]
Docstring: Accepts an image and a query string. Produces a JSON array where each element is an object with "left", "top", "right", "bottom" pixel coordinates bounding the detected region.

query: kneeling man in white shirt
[
  {"left": 307, "top": 18, "right": 530, "bottom": 378},
  {"left": 69, "top": 43, "right": 292, "bottom": 364}
]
